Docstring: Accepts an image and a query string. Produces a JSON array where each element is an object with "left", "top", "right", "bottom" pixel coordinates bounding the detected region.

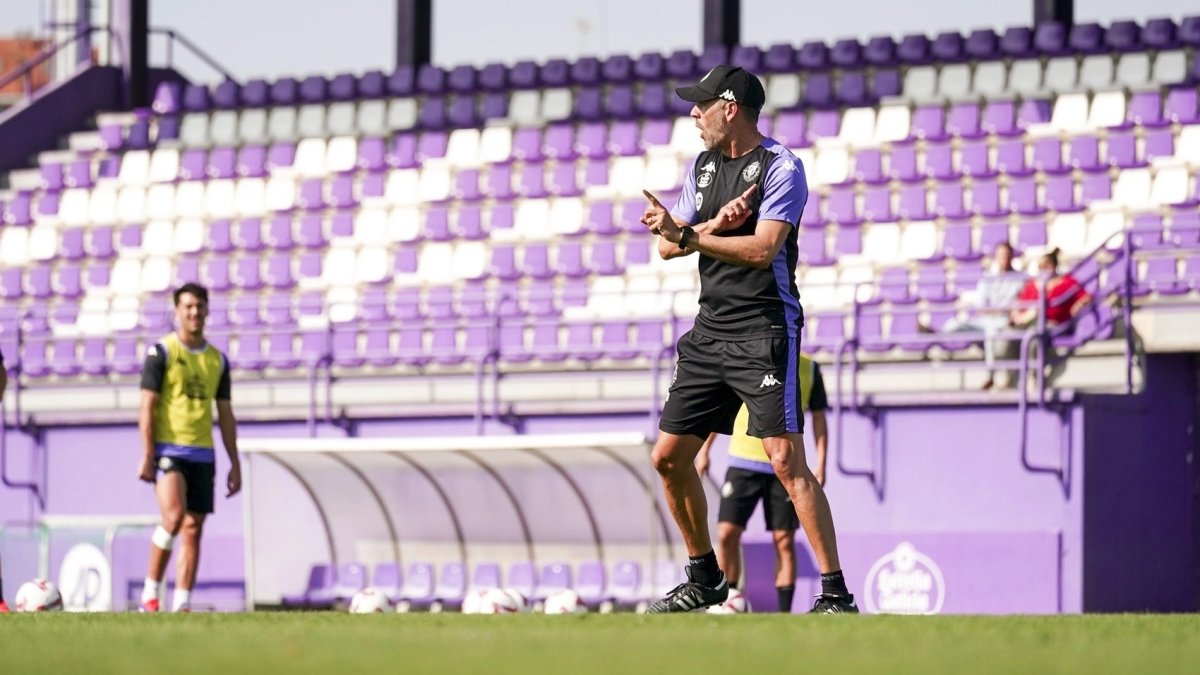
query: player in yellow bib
[
  {"left": 136, "top": 283, "right": 241, "bottom": 612},
  {"left": 696, "top": 353, "right": 828, "bottom": 612}
]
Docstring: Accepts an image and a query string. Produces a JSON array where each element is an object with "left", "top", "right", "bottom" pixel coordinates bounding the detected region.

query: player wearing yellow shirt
[
  {"left": 136, "top": 284, "right": 241, "bottom": 612},
  {"left": 696, "top": 354, "right": 828, "bottom": 612}
]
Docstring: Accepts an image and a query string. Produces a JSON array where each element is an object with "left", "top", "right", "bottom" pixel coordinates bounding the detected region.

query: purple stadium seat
[
  {"left": 1142, "top": 18, "right": 1178, "bottom": 49},
  {"left": 179, "top": 149, "right": 206, "bottom": 181},
  {"left": 266, "top": 142, "right": 296, "bottom": 170},
  {"left": 330, "top": 562, "right": 368, "bottom": 601},
  {"left": 329, "top": 73, "right": 357, "bottom": 101},
  {"left": 889, "top": 145, "right": 920, "bottom": 182},
  {"left": 1032, "top": 138, "right": 1065, "bottom": 174},
  {"left": 861, "top": 187, "right": 892, "bottom": 222},
  {"left": 540, "top": 58, "right": 570, "bottom": 87},
  {"left": 398, "top": 562, "right": 435, "bottom": 610},
  {"left": 933, "top": 31, "right": 968, "bottom": 61},
  {"left": 298, "top": 75, "right": 328, "bottom": 103},
  {"left": 1033, "top": 21, "right": 1069, "bottom": 55},
  {"left": 802, "top": 73, "right": 834, "bottom": 109},
  {"left": 831, "top": 38, "right": 863, "bottom": 67},
  {"left": 207, "top": 146, "right": 236, "bottom": 179},
  {"left": 418, "top": 97, "right": 448, "bottom": 129},
  {"left": 571, "top": 57, "right": 601, "bottom": 86},
  {"left": 509, "top": 61, "right": 538, "bottom": 89},
  {"left": 1007, "top": 176, "right": 1040, "bottom": 215},
  {"left": 832, "top": 226, "right": 863, "bottom": 257},
  {"left": 730, "top": 44, "right": 763, "bottom": 72},
  {"left": 837, "top": 71, "right": 869, "bottom": 106},
  {"left": 1105, "top": 20, "right": 1142, "bottom": 52},
  {"left": 372, "top": 563, "right": 403, "bottom": 602},
  {"left": 416, "top": 64, "right": 446, "bottom": 95},
  {"left": 1044, "top": 176, "right": 1078, "bottom": 213},
  {"left": 575, "top": 561, "right": 606, "bottom": 607},
  {"left": 478, "top": 63, "right": 507, "bottom": 91},
  {"left": 480, "top": 92, "right": 507, "bottom": 120},
  {"left": 269, "top": 77, "right": 298, "bottom": 105},
  {"left": 239, "top": 79, "right": 268, "bottom": 106},
  {"left": 631, "top": 52, "right": 665, "bottom": 81},
  {"left": 237, "top": 145, "right": 267, "bottom": 177},
  {"left": 417, "top": 131, "right": 448, "bottom": 160},
  {"left": 447, "top": 65, "right": 476, "bottom": 93},
  {"left": 606, "top": 85, "right": 636, "bottom": 119},
  {"left": 1144, "top": 129, "right": 1174, "bottom": 163},
  {"left": 432, "top": 562, "right": 467, "bottom": 608},
  {"left": 1068, "top": 22, "right": 1106, "bottom": 54},
  {"left": 282, "top": 564, "right": 333, "bottom": 608},
  {"left": 897, "top": 33, "right": 932, "bottom": 64},
  {"left": 910, "top": 105, "right": 945, "bottom": 141},
  {"left": 773, "top": 111, "right": 806, "bottom": 148},
  {"left": 182, "top": 83, "right": 211, "bottom": 111},
  {"left": 470, "top": 562, "right": 502, "bottom": 592},
  {"left": 484, "top": 164, "right": 514, "bottom": 200},
  {"left": 1178, "top": 16, "right": 1200, "bottom": 46},
  {"left": 995, "top": 139, "right": 1028, "bottom": 176},
  {"left": 608, "top": 561, "right": 642, "bottom": 608},
  {"left": 897, "top": 184, "right": 928, "bottom": 219},
  {"left": 1164, "top": 88, "right": 1199, "bottom": 125},
  {"left": 939, "top": 221, "right": 977, "bottom": 261},
  {"left": 924, "top": 142, "right": 954, "bottom": 179},
  {"left": 1105, "top": 130, "right": 1139, "bottom": 168},
  {"left": 608, "top": 121, "right": 639, "bottom": 156},
  {"left": 1067, "top": 136, "right": 1101, "bottom": 171},
  {"left": 797, "top": 41, "right": 830, "bottom": 70},
  {"left": 575, "top": 122, "right": 607, "bottom": 158},
  {"left": 1016, "top": 219, "right": 1048, "bottom": 252},
  {"left": 763, "top": 43, "right": 796, "bottom": 72},
  {"left": 1141, "top": 258, "right": 1183, "bottom": 295},
  {"left": 447, "top": 97, "right": 478, "bottom": 128},
  {"left": 152, "top": 81, "right": 182, "bottom": 114},
  {"left": 637, "top": 82, "right": 669, "bottom": 117},
  {"left": 536, "top": 563, "right": 572, "bottom": 601}
]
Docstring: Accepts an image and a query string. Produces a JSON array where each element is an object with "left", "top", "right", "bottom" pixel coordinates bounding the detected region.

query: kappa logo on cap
[{"left": 719, "top": 89, "right": 736, "bottom": 102}]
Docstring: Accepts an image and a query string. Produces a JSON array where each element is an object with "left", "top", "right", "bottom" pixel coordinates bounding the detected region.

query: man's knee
[
  {"left": 161, "top": 510, "right": 185, "bottom": 536},
  {"left": 650, "top": 436, "right": 701, "bottom": 476},
  {"left": 181, "top": 514, "right": 205, "bottom": 541},
  {"left": 717, "top": 523, "right": 743, "bottom": 549}
]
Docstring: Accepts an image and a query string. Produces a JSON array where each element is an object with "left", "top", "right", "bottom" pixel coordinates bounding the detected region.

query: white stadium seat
[
  {"left": 972, "top": 61, "right": 1008, "bottom": 97},
  {"left": 87, "top": 184, "right": 118, "bottom": 224},
  {"left": 293, "top": 138, "right": 328, "bottom": 177},
  {"left": 238, "top": 108, "right": 269, "bottom": 144},
  {"left": 178, "top": 112, "right": 210, "bottom": 148},
  {"left": 478, "top": 126, "right": 513, "bottom": 164},
  {"left": 765, "top": 74, "right": 801, "bottom": 110},
  {"left": 1087, "top": 91, "right": 1126, "bottom": 129},
  {"left": 937, "top": 64, "right": 971, "bottom": 100},
  {"left": 326, "top": 102, "right": 357, "bottom": 136},
  {"left": 387, "top": 206, "right": 421, "bottom": 243},
  {"left": 209, "top": 110, "right": 239, "bottom": 146},
  {"left": 265, "top": 175, "right": 297, "bottom": 211},
  {"left": 1114, "top": 53, "right": 1150, "bottom": 88},
  {"left": 296, "top": 103, "right": 327, "bottom": 138},
  {"left": 875, "top": 104, "right": 912, "bottom": 143},
  {"left": 356, "top": 100, "right": 387, "bottom": 135},
  {"left": 549, "top": 197, "right": 585, "bottom": 236},
  {"left": 117, "top": 186, "right": 147, "bottom": 222},
  {"left": 1151, "top": 51, "right": 1187, "bottom": 85},
  {"left": 325, "top": 136, "right": 358, "bottom": 173},
  {"left": 1041, "top": 57, "right": 1079, "bottom": 93},
  {"left": 142, "top": 220, "right": 174, "bottom": 257},
  {"left": 58, "top": 188, "right": 90, "bottom": 226},
  {"left": 445, "top": 128, "right": 482, "bottom": 167},
  {"left": 1007, "top": 59, "right": 1042, "bottom": 96},
  {"left": 386, "top": 98, "right": 418, "bottom": 130},
  {"left": 508, "top": 91, "right": 541, "bottom": 126},
  {"left": 204, "top": 179, "right": 237, "bottom": 219},
  {"left": 1078, "top": 55, "right": 1114, "bottom": 90},
  {"left": 148, "top": 148, "right": 180, "bottom": 183},
  {"left": 385, "top": 169, "right": 420, "bottom": 206},
  {"left": 267, "top": 106, "right": 298, "bottom": 142},
  {"left": 174, "top": 181, "right": 206, "bottom": 219},
  {"left": 234, "top": 178, "right": 267, "bottom": 217},
  {"left": 118, "top": 150, "right": 151, "bottom": 185},
  {"left": 540, "top": 88, "right": 573, "bottom": 122},
  {"left": 902, "top": 66, "right": 937, "bottom": 101},
  {"left": 419, "top": 163, "right": 452, "bottom": 202},
  {"left": 27, "top": 225, "right": 58, "bottom": 261}
]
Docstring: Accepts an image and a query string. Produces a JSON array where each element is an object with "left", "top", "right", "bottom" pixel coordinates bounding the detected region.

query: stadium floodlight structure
[{"left": 240, "top": 432, "right": 716, "bottom": 608}]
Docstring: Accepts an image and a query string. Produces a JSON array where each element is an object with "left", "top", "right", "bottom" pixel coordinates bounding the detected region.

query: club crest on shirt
[{"left": 741, "top": 161, "right": 761, "bottom": 183}]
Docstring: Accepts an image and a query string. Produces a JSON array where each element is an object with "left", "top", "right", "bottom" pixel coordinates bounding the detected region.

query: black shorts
[
  {"left": 659, "top": 331, "right": 804, "bottom": 439},
  {"left": 718, "top": 467, "right": 800, "bottom": 531},
  {"left": 156, "top": 456, "right": 216, "bottom": 514}
]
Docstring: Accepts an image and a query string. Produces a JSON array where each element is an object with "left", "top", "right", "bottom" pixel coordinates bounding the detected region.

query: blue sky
[{"left": 0, "top": 0, "right": 1195, "bottom": 83}]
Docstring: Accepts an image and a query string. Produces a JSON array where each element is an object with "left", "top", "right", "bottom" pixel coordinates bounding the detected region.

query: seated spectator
[
  {"left": 1010, "top": 247, "right": 1092, "bottom": 329},
  {"left": 940, "top": 242, "right": 1026, "bottom": 389}
]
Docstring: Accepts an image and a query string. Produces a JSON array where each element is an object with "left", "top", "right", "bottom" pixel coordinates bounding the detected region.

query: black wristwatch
[{"left": 678, "top": 226, "right": 695, "bottom": 250}]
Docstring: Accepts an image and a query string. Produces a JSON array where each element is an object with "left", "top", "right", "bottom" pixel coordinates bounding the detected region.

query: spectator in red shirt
[{"left": 1011, "top": 247, "right": 1092, "bottom": 328}]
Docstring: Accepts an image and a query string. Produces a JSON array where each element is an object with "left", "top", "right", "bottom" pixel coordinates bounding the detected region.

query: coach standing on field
[{"left": 640, "top": 65, "right": 856, "bottom": 614}]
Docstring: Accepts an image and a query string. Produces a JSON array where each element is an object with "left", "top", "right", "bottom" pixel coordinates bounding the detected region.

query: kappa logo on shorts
[{"left": 759, "top": 374, "right": 781, "bottom": 388}]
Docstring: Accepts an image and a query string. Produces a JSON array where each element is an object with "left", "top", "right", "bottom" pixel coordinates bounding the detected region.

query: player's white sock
[
  {"left": 141, "top": 577, "right": 160, "bottom": 604},
  {"left": 172, "top": 588, "right": 191, "bottom": 612}
]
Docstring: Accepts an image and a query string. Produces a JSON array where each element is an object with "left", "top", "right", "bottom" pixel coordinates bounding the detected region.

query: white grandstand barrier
[
  {"left": 938, "top": 64, "right": 971, "bottom": 100},
  {"left": 418, "top": 242, "right": 455, "bottom": 282},
  {"left": 902, "top": 66, "right": 937, "bottom": 102},
  {"left": 1050, "top": 93, "right": 1089, "bottom": 132},
  {"left": 452, "top": 241, "right": 488, "bottom": 280},
  {"left": 1150, "top": 166, "right": 1189, "bottom": 206},
  {"left": 293, "top": 138, "right": 328, "bottom": 177},
  {"left": 178, "top": 112, "right": 210, "bottom": 148},
  {"left": 385, "top": 205, "right": 420, "bottom": 243},
  {"left": 175, "top": 181, "right": 207, "bottom": 219},
  {"left": 87, "top": 184, "right": 118, "bottom": 224},
  {"left": 549, "top": 197, "right": 584, "bottom": 236},
  {"left": 445, "top": 128, "right": 482, "bottom": 167},
  {"left": 147, "top": 148, "right": 179, "bottom": 183},
  {"left": 972, "top": 61, "right": 1008, "bottom": 97},
  {"left": 386, "top": 98, "right": 418, "bottom": 130},
  {"left": 838, "top": 107, "right": 875, "bottom": 144},
  {"left": 205, "top": 179, "right": 237, "bottom": 219},
  {"left": 353, "top": 206, "right": 389, "bottom": 246},
  {"left": 513, "top": 199, "right": 551, "bottom": 239},
  {"left": 875, "top": 104, "right": 911, "bottom": 143},
  {"left": 7, "top": 168, "right": 43, "bottom": 191},
  {"left": 267, "top": 106, "right": 299, "bottom": 142},
  {"left": 385, "top": 169, "right": 420, "bottom": 205},
  {"left": 58, "top": 188, "right": 89, "bottom": 226},
  {"left": 478, "top": 126, "right": 513, "bottom": 164},
  {"left": 174, "top": 218, "right": 205, "bottom": 254},
  {"left": 238, "top": 108, "right": 269, "bottom": 144},
  {"left": 297, "top": 104, "right": 327, "bottom": 138},
  {"left": 1008, "top": 59, "right": 1042, "bottom": 96},
  {"left": 325, "top": 136, "right": 359, "bottom": 174},
  {"left": 145, "top": 183, "right": 176, "bottom": 221},
  {"left": 355, "top": 248, "right": 389, "bottom": 284},
  {"left": 141, "top": 257, "right": 173, "bottom": 294},
  {"left": 209, "top": 110, "right": 239, "bottom": 146},
  {"left": 66, "top": 131, "right": 104, "bottom": 152},
  {"left": 1112, "top": 168, "right": 1152, "bottom": 207},
  {"left": 1151, "top": 50, "right": 1187, "bottom": 85},
  {"left": 27, "top": 225, "right": 57, "bottom": 262},
  {"left": 265, "top": 175, "right": 297, "bottom": 211},
  {"left": 1115, "top": 52, "right": 1151, "bottom": 89},
  {"left": 356, "top": 100, "right": 387, "bottom": 136},
  {"left": 1078, "top": 54, "right": 1114, "bottom": 90},
  {"left": 1087, "top": 91, "right": 1126, "bottom": 129},
  {"left": 1042, "top": 56, "right": 1079, "bottom": 93},
  {"left": 327, "top": 102, "right": 357, "bottom": 137},
  {"left": 1177, "top": 126, "right": 1200, "bottom": 166},
  {"left": 117, "top": 149, "right": 150, "bottom": 185},
  {"left": 142, "top": 220, "right": 174, "bottom": 257},
  {"left": 508, "top": 90, "right": 541, "bottom": 126},
  {"left": 235, "top": 178, "right": 267, "bottom": 217},
  {"left": 419, "top": 162, "right": 452, "bottom": 202},
  {"left": 540, "top": 88, "right": 573, "bottom": 121}
]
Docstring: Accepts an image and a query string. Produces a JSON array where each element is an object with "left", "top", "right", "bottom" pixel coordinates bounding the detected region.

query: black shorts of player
[
  {"left": 659, "top": 331, "right": 804, "bottom": 439},
  {"left": 718, "top": 467, "right": 800, "bottom": 531},
  {"left": 156, "top": 456, "right": 216, "bottom": 514}
]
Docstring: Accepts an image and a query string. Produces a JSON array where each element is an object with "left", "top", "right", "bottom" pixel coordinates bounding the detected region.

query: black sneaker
[
  {"left": 644, "top": 567, "right": 729, "bottom": 613},
  {"left": 809, "top": 593, "right": 859, "bottom": 614}
]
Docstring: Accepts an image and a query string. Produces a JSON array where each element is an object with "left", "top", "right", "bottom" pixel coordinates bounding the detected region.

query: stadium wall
[{"left": 1, "top": 355, "right": 1196, "bottom": 613}]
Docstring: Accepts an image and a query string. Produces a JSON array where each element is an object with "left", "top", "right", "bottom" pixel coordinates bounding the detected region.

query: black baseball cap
[{"left": 675, "top": 64, "right": 766, "bottom": 110}]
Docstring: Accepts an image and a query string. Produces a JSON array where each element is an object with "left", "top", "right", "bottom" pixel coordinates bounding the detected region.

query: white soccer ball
[
  {"left": 348, "top": 587, "right": 391, "bottom": 614},
  {"left": 475, "top": 588, "right": 520, "bottom": 614},
  {"left": 15, "top": 578, "right": 63, "bottom": 612},
  {"left": 542, "top": 589, "right": 587, "bottom": 614},
  {"left": 706, "top": 588, "right": 751, "bottom": 614},
  {"left": 461, "top": 589, "right": 489, "bottom": 614},
  {"left": 500, "top": 588, "right": 528, "bottom": 613}
]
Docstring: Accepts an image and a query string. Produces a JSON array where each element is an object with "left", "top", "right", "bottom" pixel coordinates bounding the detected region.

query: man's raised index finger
[
  {"left": 642, "top": 189, "right": 663, "bottom": 207},
  {"left": 741, "top": 184, "right": 758, "bottom": 200}
]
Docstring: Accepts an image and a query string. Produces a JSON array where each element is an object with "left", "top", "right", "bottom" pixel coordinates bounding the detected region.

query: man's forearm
[
  {"left": 139, "top": 412, "right": 156, "bottom": 460},
  {"left": 667, "top": 227, "right": 777, "bottom": 269},
  {"left": 218, "top": 415, "right": 239, "bottom": 462}
]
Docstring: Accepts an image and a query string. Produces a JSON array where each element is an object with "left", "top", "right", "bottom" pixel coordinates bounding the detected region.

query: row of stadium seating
[{"left": 282, "top": 559, "right": 686, "bottom": 612}]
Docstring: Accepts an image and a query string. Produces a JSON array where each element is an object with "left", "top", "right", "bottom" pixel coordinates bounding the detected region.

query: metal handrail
[
  {"left": 0, "top": 27, "right": 112, "bottom": 98},
  {"left": 149, "top": 28, "right": 239, "bottom": 84}
]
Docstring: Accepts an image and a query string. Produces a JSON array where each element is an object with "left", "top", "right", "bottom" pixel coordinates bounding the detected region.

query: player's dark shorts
[
  {"left": 718, "top": 467, "right": 800, "bottom": 531},
  {"left": 659, "top": 330, "right": 804, "bottom": 439},
  {"left": 156, "top": 456, "right": 215, "bottom": 514}
]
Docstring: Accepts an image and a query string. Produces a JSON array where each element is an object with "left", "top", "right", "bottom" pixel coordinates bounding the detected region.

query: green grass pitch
[{"left": 2, "top": 613, "right": 1198, "bottom": 674}]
